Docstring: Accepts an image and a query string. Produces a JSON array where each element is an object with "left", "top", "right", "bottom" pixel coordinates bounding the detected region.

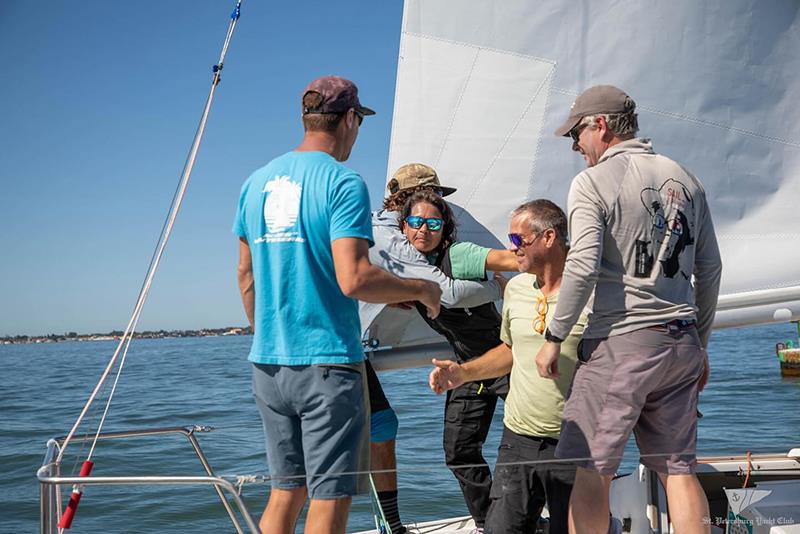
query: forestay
[{"left": 371, "top": 0, "right": 800, "bottom": 368}]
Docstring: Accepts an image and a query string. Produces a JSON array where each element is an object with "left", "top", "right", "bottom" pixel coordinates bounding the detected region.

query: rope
[
  {"left": 55, "top": 0, "right": 244, "bottom": 472},
  {"left": 368, "top": 474, "right": 390, "bottom": 534},
  {"left": 742, "top": 450, "right": 752, "bottom": 488},
  {"left": 54, "top": 0, "right": 244, "bottom": 519},
  {"left": 235, "top": 475, "right": 258, "bottom": 496}
]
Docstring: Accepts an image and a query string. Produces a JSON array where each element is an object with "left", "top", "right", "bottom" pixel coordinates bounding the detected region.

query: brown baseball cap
[
  {"left": 387, "top": 163, "right": 457, "bottom": 197},
  {"left": 554, "top": 85, "right": 636, "bottom": 137},
  {"left": 302, "top": 75, "right": 376, "bottom": 117}
]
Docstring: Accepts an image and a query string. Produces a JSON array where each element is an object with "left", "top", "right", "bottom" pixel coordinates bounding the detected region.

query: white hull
[
  {"left": 354, "top": 450, "right": 800, "bottom": 534},
  {"left": 353, "top": 516, "right": 475, "bottom": 534}
]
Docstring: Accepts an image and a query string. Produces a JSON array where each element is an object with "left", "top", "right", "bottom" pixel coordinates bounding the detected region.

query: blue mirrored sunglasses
[
  {"left": 406, "top": 216, "right": 443, "bottom": 231},
  {"left": 508, "top": 232, "right": 540, "bottom": 248}
]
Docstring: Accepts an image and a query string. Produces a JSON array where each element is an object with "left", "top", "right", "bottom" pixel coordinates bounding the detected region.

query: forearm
[
  {"left": 379, "top": 237, "right": 501, "bottom": 307},
  {"left": 694, "top": 207, "right": 723, "bottom": 348},
  {"left": 237, "top": 268, "right": 255, "bottom": 330},
  {"left": 237, "top": 238, "right": 255, "bottom": 330},
  {"left": 442, "top": 278, "right": 501, "bottom": 307},
  {"left": 348, "top": 264, "right": 430, "bottom": 304},
  {"left": 460, "top": 343, "right": 513, "bottom": 381},
  {"left": 694, "top": 261, "right": 721, "bottom": 348},
  {"left": 549, "top": 184, "right": 603, "bottom": 339},
  {"left": 402, "top": 257, "right": 500, "bottom": 307},
  {"left": 549, "top": 237, "right": 601, "bottom": 339},
  {"left": 485, "top": 249, "right": 518, "bottom": 272}
]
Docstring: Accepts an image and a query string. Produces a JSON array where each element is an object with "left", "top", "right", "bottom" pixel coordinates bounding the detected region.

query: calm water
[{"left": 2, "top": 324, "right": 799, "bottom": 532}]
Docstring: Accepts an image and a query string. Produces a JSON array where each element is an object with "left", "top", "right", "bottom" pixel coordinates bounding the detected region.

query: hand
[
  {"left": 698, "top": 348, "right": 709, "bottom": 391},
  {"left": 493, "top": 272, "right": 509, "bottom": 295},
  {"left": 429, "top": 358, "right": 466, "bottom": 394},
  {"left": 535, "top": 341, "right": 561, "bottom": 379},
  {"left": 418, "top": 280, "right": 442, "bottom": 319}
]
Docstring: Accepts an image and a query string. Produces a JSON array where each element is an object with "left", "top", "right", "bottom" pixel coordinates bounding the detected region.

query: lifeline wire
[
  {"left": 55, "top": 0, "right": 243, "bottom": 470},
  {"left": 217, "top": 448, "right": 751, "bottom": 486}
]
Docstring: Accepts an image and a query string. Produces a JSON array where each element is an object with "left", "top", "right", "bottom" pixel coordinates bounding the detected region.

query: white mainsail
[{"left": 371, "top": 0, "right": 800, "bottom": 366}]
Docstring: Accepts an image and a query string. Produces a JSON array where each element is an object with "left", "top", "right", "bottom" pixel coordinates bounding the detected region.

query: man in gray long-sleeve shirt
[{"left": 534, "top": 86, "right": 722, "bottom": 534}]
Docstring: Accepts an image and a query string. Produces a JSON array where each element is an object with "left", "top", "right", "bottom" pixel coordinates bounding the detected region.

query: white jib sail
[{"left": 369, "top": 0, "right": 800, "bottom": 367}]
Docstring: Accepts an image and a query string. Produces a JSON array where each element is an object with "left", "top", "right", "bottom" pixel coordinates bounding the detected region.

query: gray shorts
[
  {"left": 555, "top": 324, "right": 704, "bottom": 475},
  {"left": 251, "top": 362, "right": 369, "bottom": 499}
]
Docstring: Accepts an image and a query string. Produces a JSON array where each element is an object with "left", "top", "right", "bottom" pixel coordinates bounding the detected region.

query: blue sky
[{"left": 0, "top": 1, "right": 404, "bottom": 336}]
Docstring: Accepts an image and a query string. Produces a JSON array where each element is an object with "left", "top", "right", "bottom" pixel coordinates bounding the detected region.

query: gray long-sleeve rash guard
[
  {"left": 359, "top": 209, "right": 502, "bottom": 339},
  {"left": 548, "top": 138, "right": 722, "bottom": 348}
]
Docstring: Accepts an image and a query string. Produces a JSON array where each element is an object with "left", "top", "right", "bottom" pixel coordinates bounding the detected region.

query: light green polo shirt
[{"left": 500, "top": 273, "right": 586, "bottom": 438}]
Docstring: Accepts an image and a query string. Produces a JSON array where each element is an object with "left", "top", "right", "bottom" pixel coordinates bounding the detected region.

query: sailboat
[
  {"left": 361, "top": 0, "right": 800, "bottom": 532},
  {"left": 37, "top": 0, "right": 800, "bottom": 533}
]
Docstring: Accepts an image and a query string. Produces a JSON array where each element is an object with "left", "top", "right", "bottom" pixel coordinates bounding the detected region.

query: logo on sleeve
[{"left": 254, "top": 175, "right": 305, "bottom": 244}]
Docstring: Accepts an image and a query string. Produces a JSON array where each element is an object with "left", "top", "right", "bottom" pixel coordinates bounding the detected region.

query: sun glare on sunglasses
[{"left": 406, "top": 216, "right": 443, "bottom": 231}]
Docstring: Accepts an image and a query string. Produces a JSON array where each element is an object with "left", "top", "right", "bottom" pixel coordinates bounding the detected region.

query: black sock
[{"left": 377, "top": 490, "right": 406, "bottom": 534}]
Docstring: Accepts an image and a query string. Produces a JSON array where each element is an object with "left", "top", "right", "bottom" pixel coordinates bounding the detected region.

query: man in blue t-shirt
[{"left": 234, "top": 76, "right": 441, "bottom": 534}]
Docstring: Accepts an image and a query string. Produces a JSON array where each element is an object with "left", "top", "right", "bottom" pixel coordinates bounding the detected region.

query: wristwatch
[{"left": 544, "top": 328, "right": 564, "bottom": 344}]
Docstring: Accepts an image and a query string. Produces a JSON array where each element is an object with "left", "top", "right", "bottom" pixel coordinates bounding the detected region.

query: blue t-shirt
[{"left": 233, "top": 151, "right": 374, "bottom": 365}]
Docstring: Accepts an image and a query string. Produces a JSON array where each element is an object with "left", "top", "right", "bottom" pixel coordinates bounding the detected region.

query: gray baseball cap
[{"left": 554, "top": 85, "right": 636, "bottom": 137}]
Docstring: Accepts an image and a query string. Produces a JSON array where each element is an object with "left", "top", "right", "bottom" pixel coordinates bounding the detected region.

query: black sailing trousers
[{"left": 443, "top": 374, "right": 509, "bottom": 527}]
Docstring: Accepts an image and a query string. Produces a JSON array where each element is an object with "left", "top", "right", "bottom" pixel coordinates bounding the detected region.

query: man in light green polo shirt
[{"left": 429, "top": 199, "right": 586, "bottom": 534}]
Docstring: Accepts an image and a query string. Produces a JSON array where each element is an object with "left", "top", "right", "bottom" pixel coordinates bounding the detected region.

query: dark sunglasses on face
[
  {"left": 406, "top": 216, "right": 444, "bottom": 231},
  {"left": 569, "top": 122, "right": 588, "bottom": 143},
  {"left": 508, "top": 232, "right": 538, "bottom": 248},
  {"left": 353, "top": 109, "right": 364, "bottom": 126}
]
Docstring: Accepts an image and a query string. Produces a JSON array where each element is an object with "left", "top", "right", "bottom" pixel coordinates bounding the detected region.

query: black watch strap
[{"left": 544, "top": 328, "right": 564, "bottom": 344}]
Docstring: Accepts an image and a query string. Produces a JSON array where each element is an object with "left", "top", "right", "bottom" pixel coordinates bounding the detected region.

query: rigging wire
[
  {"left": 53, "top": 1, "right": 244, "bottom": 529},
  {"left": 216, "top": 448, "right": 750, "bottom": 485},
  {"left": 368, "top": 474, "right": 391, "bottom": 534}
]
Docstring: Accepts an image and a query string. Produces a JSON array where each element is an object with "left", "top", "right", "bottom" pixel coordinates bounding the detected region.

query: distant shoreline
[{"left": 0, "top": 327, "right": 252, "bottom": 345}]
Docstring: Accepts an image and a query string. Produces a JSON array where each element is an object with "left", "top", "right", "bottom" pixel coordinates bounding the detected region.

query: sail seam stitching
[
  {"left": 458, "top": 64, "right": 554, "bottom": 216},
  {"left": 404, "top": 31, "right": 556, "bottom": 66},
  {"left": 385, "top": 27, "right": 410, "bottom": 192},
  {"left": 552, "top": 87, "right": 800, "bottom": 149},
  {"left": 433, "top": 46, "right": 480, "bottom": 168},
  {"left": 527, "top": 66, "right": 557, "bottom": 201}
]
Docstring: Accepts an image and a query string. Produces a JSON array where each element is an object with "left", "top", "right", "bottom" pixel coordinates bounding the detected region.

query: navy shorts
[{"left": 251, "top": 362, "right": 369, "bottom": 498}]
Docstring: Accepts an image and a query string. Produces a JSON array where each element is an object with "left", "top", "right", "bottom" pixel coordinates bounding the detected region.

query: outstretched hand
[{"left": 429, "top": 358, "right": 466, "bottom": 394}]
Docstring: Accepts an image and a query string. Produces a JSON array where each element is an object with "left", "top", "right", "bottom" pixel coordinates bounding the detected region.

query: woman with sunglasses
[{"left": 399, "top": 190, "right": 516, "bottom": 532}]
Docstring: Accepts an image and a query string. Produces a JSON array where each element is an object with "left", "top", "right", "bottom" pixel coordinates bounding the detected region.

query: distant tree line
[{"left": 0, "top": 326, "right": 253, "bottom": 345}]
